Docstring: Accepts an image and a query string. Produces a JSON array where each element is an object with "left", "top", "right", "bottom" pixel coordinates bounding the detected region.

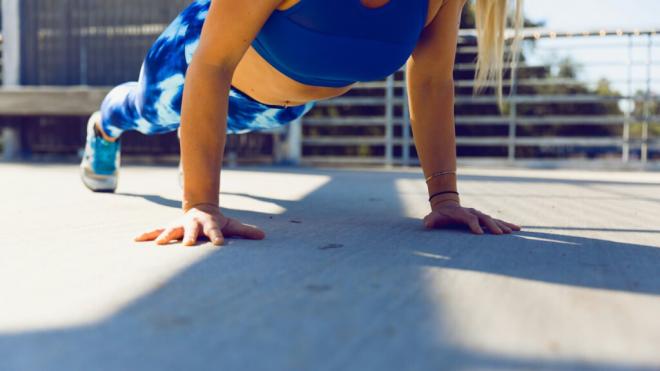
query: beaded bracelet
[{"left": 428, "top": 190, "right": 459, "bottom": 202}]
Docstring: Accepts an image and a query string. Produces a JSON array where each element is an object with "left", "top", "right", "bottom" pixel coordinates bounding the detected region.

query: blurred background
[{"left": 0, "top": 0, "right": 658, "bottom": 169}]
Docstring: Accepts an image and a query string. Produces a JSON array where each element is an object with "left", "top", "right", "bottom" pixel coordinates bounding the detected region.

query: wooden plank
[{"left": 0, "top": 86, "right": 112, "bottom": 115}]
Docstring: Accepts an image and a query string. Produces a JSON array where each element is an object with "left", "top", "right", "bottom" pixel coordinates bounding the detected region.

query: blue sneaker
[{"left": 80, "top": 111, "right": 121, "bottom": 192}]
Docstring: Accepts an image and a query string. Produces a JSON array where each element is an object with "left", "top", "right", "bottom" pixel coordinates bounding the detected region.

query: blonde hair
[{"left": 473, "top": 0, "right": 525, "bottom": 112}]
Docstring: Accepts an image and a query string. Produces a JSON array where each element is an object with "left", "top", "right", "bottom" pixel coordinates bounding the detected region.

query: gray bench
[
  {"left": 0, "top": 86, "right": 111, "bottom": 159},
  {"left": 0, "top": 86, "right": 301, "bottom": 163}
]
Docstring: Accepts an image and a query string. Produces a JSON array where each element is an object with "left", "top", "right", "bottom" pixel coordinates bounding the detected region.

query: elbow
[
  {"left": 189, "top": 46, "right": 239, "bottom": 78},
  {"left": 407, "top": 68, "right": 454, "bottom": 90},
  {"left": 411, "top": 75, "right": 454, "bottom": 89},
  {"left": 190, "top": 57, "right": 236, "bottom": 79},
  {"left": 187, "top": 57, "right": 236, "bottom": 88},
  {"left": 408, "top": 75, "right": 455, "bottom": 98}
]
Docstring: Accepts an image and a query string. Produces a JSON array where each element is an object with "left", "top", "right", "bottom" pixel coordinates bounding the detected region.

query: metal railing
[
  {"left": 298, "top": 27, "right": 660, "bottom": 169},
  {"left": 0, "top": 32, "right": 4, "bottom": 85},
  {"left": 2, "top": 20, "right": 659, "bottom": 168}
]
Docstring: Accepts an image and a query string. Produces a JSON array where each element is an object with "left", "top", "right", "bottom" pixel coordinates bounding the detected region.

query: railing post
[
  {"left": 622, "top": 34, "right": 633, "bottom": 164},
  {"left": 1, "top": 0, "right": 20, "bottom": 87},
  {"left": 285, "top": 117, "right": 303, "bottom": 166},
  {"left": 402, "top": 70, "right": 411, "bottom": 167},
  {"left": 641, "top": 33, "right": 652, "bottom": 165},
  {"left": 507, "top": 58, "right": 518, "bottom": 163},
  {"left": 385, "top": 74, "right": 394, "bottom": 168},
  {"left": 2, "top": 0, "right": 23, "bottom": 160}
]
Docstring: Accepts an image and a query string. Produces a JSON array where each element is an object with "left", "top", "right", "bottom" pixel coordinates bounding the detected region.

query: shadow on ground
[{"left": 2, "top": 167, "right": 658, "bottom": 371}]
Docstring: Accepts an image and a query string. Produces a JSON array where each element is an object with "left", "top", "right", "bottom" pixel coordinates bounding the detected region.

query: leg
[
  {"left": 99, "top": 0, "right": 212, "bottom": 139},
  {"left": 99, "top": 0, "right": 316, "bottom": 139}
]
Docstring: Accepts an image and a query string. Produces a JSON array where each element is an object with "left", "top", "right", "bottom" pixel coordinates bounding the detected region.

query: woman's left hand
[{"left": 423, "top": 201, "right": 521, "bottom": 235}]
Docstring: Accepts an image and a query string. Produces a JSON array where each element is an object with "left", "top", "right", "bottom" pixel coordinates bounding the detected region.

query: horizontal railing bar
[
  {"left": 35, "top": 24, "right": 169, "bottom": 38},
  {"left": 456, "top": 115, "right": 641, "bottom": 125},
  {"left": 303, "top": 117, "right": 404, "bottom": 126},
  {"left": 32, "top": 26, "right": 660, "bottom": 42},
  {"left": 458, "top": 27, "right": 660, "bottom": 39},
  {"left": 511, "top": 138, "right": 624, "bottom": 146},
  {"left": 317, "top": 95, "right": 658, "bottom": 107},
  {"left": 454, "top": 78, "right": 660, "bottom": 88},
  {"left": 303, "top": 116, "right": 509, "bottom": 126},
  {"left": 457, "top": 42, "right": 660, "bottom": 53},
  {"left": 456, "top": 137, "right": 629, "bottom": 146},
  {"left": 302, "top": 136, "right": 628, "bottom": 147},
  {"left": 454, "top": 117, "right": 511, "bottom": 125},
  {"left": 515, "top": 115, "right": 634, "bottom": 125},
  {"left": 303, "top": 137, "right": 392, "bottom": 145},
  {"left": 303, "top": 115, "right": 660, "bottom": 127},
  {"left": 1, "top": 87, "right": 656, "bottom": 116},
  {"left": 454, "top": 95, "right": 651, "bottom": 104},
  {"left": 301, "top": 156, "right": 394, "bottom": 165},
  {"left": 302, "top": 157, "right": 660, "bottom": 168},
  {"left": 354, "top": 78, "right": 660, "bottom": 90},
  {"left": 453, "top": 61, "right": 660, "bottom": 71}
]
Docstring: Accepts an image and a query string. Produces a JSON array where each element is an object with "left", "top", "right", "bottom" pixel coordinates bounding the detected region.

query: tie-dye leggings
[{"left": 99, "top": 0, "right": 316, "bottom": 138}]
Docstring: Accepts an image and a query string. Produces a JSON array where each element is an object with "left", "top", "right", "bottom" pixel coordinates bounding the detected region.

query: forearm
[
  {"left": 407, "top": 78, "right": 460, "bottom": 207},
  {"left": 180, "top": 60, "right": 233, "bottom": 212}
]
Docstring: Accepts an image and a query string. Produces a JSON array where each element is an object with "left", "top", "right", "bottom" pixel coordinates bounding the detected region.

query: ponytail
[{"left": 473, "top": 0, "right": 524, "bottom": 112}]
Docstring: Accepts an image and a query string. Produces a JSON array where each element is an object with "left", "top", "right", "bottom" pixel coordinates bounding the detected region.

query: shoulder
[
  {"left": 193, "top": 0, "right": 285, "bottom": 69},
  {"left": 424, "top": 0, "right": 445, "bottom": 28}
]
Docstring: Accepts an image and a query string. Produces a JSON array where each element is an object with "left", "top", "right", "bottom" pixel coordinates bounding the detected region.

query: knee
[{"left": 136, "top": 84, "right": 183, "bottom": 134}]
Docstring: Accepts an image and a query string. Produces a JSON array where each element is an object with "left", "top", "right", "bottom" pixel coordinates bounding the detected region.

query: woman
[{"left": 80, "top": 0, "right": 524, "bottom": 246}]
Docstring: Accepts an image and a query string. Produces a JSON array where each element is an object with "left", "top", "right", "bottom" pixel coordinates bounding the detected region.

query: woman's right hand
[{"left": 134, "top": 203, "right": 266, "bottom": 246}]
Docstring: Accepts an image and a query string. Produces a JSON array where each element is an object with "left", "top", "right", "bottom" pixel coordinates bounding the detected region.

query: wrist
[
  {"left": 182, "top": 201, "right": 220, "bottom": 213},
  {"left": 183, "top": 188, "right": 220, "bottom": 213},
  {"left": 425, "top": 172, "right": 457, "bottom": 195},
  {"left": 424, "top": 170, "right": 459, "bottom": 210},
  {"left": 430, "top": 195, "right": 460, "bottom": 210}
]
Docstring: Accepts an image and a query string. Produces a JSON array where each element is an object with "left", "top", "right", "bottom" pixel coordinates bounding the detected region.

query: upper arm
[
  {"left": 407, "top": 0, "right": 468, "bottom": 82},
  {"left": 193, "top": 0, "right": 284, "bottom": 72}
]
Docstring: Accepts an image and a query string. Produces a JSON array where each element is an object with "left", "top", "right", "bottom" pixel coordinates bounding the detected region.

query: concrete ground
[{"left": 1, "top": 162, "right": 659, "bottom": 371}]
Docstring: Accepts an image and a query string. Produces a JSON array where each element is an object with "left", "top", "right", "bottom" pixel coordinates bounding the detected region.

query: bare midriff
[{"left": 230, "top": 0, "right": 443, "bottom": 107}]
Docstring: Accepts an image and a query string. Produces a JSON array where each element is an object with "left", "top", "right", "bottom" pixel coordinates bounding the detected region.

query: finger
[
  {"left": 182, "top": 219, "right": 200, "bottom": 246},
  {"left": 155, "top": 227, "right": 182, "bottom": 245},
  {"left": 496, "top": 219, "right": 521, "bottom": 231},
  {"left": 495, "top": 220, "right": 512, "bottom": 234},
  {"left": 203, "top": 222, "right": 225, "bottom": 246},
  {"left": 423, "top": 209, "right": 458, "bottom": 229},
  {"left": 222, "top": 218, "right": 266, "bottom": 240},
  {"left": 134, "top": 228, "right": 165, "bottom": 242},
  {"left": 475, "top": 212, "right": 503, "bottom": 235},
  {"left": 430, "top": 209, "right": 483, "bottom": 234},
  {"left": 423, "top": 214, "right": 435, "bottom": 229},
  {"left": 455, "top": 211, "right": 484, "bottom": 234}
]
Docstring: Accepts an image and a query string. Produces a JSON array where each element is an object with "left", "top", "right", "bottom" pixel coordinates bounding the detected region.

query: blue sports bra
[{"left": 251, "top": 0, "right": 429, "bottom": 88}]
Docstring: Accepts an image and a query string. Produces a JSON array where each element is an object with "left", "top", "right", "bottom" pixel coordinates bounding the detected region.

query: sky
[
  {"left": 520, "top": 0, "right": 660, "bottom": 100},
  {"left": 524, "top": 0, "right": 659, "bottom": 30}
]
